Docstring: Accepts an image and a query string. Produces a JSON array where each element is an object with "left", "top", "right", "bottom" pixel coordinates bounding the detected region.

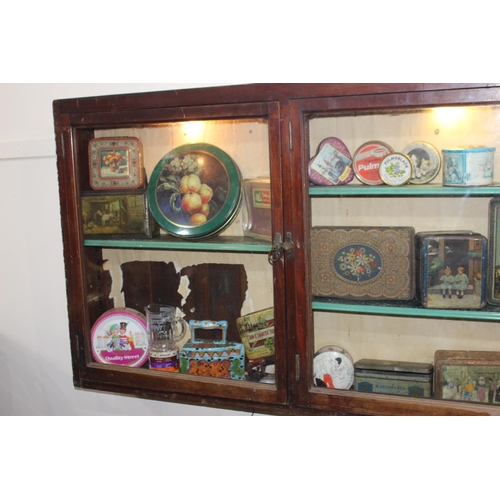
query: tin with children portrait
[{"left": 403, "top": 141, "right": 441, "bottom": 185}]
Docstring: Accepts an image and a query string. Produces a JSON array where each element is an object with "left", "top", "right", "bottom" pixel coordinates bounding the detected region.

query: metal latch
[{"left": 268, "top": 232, "right": 293, "bottom": 264}]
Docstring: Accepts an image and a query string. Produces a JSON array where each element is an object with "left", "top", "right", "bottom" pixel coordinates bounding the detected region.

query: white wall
[{"left": 0, "top": 83, "right": 253, "bottom": 416}]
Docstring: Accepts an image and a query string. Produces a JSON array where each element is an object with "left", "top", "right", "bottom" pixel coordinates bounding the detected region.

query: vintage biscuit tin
[
  {"left": 403, "top": 141, "right": 441, "bottom": 185},
  {"left": 311, "top": 226, "right": 415, "bottom": 300},
  {"left": 352, "top": 141, "right": 394, "bottom": 185},
  {"left": 236, "top": 307, "right": 275, "bottom": 360},
  {"left": 354, "top": 359, "right": 433, "bottom": 398},
  {"left": 313, "top": 345, "right": 354, "bottom": 390},
  {"left": 488, "top": 198, "right": 500, "bottom": 305},
  {"left": 442, "top": 146, "right": 495, "bottom": 186},
  {"left": 89, "top": 137, "right": 145, "bottom": 190},
  {"left": 415, "top": 231, "right": 488, "bottom": 309},
  {"left": 179, "top": 320, "right": 245, "bottom": 380},
  {"left": 241, "top": 178, "right": 272, "bottom": 241},
  {"left": 378, "top": 153, "right": 413, "bottom": 186},
  {"left": 308, "top": 137, "right": 354, "bottom": 186}
]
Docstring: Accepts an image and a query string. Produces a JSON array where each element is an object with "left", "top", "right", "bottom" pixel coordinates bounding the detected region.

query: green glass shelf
[
  {"left": 309, "top": 183, "right": 500, "bottom": 197},
  {"left": 312, "top": 297, "right": 500, "bottom": 321},
  {"left": 84, "top": 235, "right": 272, "bottom": 253}
]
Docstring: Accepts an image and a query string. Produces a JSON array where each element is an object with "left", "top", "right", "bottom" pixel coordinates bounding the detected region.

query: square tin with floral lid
[{"left": 89, "top": 137, "right": 144, "bottom": 190}]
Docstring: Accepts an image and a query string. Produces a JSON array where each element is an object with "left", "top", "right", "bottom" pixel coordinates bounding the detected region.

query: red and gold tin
[{"left": 353, "top": 141, "right": 393, "bottom": 185}]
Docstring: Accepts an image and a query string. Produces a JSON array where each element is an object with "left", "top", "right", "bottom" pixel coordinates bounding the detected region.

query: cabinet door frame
[{"left": 288, "top": 86, "right": 500, "bottom": 416}]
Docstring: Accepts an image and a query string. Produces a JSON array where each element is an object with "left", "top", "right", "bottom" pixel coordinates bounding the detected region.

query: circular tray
[
  {"left": 148, "top": 143, "right": 242, "bottom": 239},
  {"left": 91, "top": 308, "right": 149, "bottom": 367}
]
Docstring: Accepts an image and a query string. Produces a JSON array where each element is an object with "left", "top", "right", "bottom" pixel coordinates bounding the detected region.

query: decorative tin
[
  {"left": 442, "top": 146, "right": 495, "bottom": 186},
  {"left": 352, "top": 141, "right": 394, "bottom": 185},
  {"left": 403, "top": 141, "right": 441, "bottom": 185},
  {"left": 81, "top": 189, "right": 159, "bottom": 238},
  {"left": 415, "top": 231, "right": 488, "bottom": 309},
  {"left": 179, "top": 320, "right": 245, "bottom": 380},
  {"left": 313, "top": 345, "right": 354, "bottom": 390},
  {"left": 311, "top": 226, "right": 415, "bottom": 300},
  {"left": 236, "top": 307, "right": 275, "bottom": 360},
  {"left": 89, "top": 137, "right": 144, "bottom": 190},
  {"left": 378, "top": 153, "right": 413, "bottom": 186},
  {"left": 354, "top": 359, "right": 433, "bottom": 398},
  {"left": 241, "top": 178, "right": 272, "bottom": 241},
  {"left": 308, "top": 137, "right": 354, "bottom": 186},
  {"left": 148, "top": 143, "right": 242, "bottom": 239},
  {"left": 90, "top": 308, "right": 149, "bottom": 367},
  {"left": 488, "top": 199, "right": 500, "bottom": 305}
]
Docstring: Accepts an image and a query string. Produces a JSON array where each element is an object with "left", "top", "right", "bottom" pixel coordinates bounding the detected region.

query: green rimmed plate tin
[{"left": 148, "top": 143, "right": 242, "bottom": 239}]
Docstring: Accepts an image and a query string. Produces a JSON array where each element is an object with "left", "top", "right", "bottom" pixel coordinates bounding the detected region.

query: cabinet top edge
[{"left": 52, "top": 83, "right": 499, "bottom": 116}]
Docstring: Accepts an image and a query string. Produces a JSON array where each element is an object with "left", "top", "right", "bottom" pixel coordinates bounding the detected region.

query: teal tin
[
  {"left": 179, "top": 320, "right": 245, "bottom": 380},
  {"left": 442, "top": 146, "right": 495, "bottom": 186},
  {"left": 354, "top": 359, "right": 433, "bottom": 398}
]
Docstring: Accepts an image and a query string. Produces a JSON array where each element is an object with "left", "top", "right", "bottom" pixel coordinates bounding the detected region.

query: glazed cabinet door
[
  {"left": 288, "top": 86, "right": 500, "bottom": 415},
  {"left": 54, "top": 96, "right": 289, "bottom": 413}
]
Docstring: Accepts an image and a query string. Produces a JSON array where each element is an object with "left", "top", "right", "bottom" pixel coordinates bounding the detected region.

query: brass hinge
[{"left": 268, "top": 232, "right": 294, "bottom": 264}]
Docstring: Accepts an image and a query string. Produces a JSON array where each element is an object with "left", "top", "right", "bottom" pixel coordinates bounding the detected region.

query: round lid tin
[
  {"left": 353, "top": 141, "right": 394, "bottom": 185},
  {"left": 379, "top": 153, "right": 413, "bottom": 186},
  {"left": 313, "top": 345, "right": 354, "bottom": 390},
  {"left": 148, "top": 143, "right": 242, "bottom": 239},
  {"left": 308, "top": 137, "right": 354, "bottom": 186},
  {"left": 403, "top": 141, "right": 442, "bottom": 185},
  {"left": 91, "top": 308, "right": 149, "bottom": 367}
]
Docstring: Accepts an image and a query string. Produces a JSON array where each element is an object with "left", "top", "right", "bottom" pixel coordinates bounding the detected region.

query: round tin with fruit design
[
  {"left": 148, "top": 143, "right": 242, "bottom": 239},
  {"left": 91, "top": 308, "right": 149, "bottom": 367},
  {"left": 313, "top": 345, "right": 354, "bottom": 390},
  {"left": 379, "top": 153, "right": 413, "bottom": 186},
  {"left": 353, "top": 141, "right": 394, "bottom": 185},
  {"left": 308, "top": 137, "right": 354, "bottom": 186}
]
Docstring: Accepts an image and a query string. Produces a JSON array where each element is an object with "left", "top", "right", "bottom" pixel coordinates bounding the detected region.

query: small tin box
[
  {"left": 354, "top": 359, "right": 433, "bottom": 398},
  {"left": 236, "top": 307, "right": 275, "bottom": 360},
  {"left": 442, "top": 146, "right": 495, "bottom": 186},
  {"left": 241, "top": 178, "right": 272, "bottom": 241},
  {"left": 352, "top": 141, "right": 394, "bottom": 185},
  {"left": 415, "top": 231, "right": 488, "bottom": 309},
  {"left": 89, "top": 137, "right": 145, "bottom": 190},
  {"left": 313, "top": 345, "right": 354, "bottom": 390},
  {"left": 308, "top": 137, "right": 354, "bottom": 186},
  {"left": 311, "top": 226, "right": 415, "bottom": 300},
  {"left": 179, "top": 320, "right": 245, "bottom": 380}
]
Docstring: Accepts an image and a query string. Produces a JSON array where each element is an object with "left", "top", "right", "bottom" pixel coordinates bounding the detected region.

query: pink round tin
[
  {"left": 308, "top": 137, "right": 354, "bottom": 186},
  {"left": 353, "top": 141, "right": 394, "bottom": 185},
  {"left": 91, "top": 308, "right": 149, "bottom": 367}
]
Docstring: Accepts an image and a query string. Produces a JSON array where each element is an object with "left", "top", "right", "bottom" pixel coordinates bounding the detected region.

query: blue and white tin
[{"left": 442, "top": 146, "right": 495, "bottom": 186}]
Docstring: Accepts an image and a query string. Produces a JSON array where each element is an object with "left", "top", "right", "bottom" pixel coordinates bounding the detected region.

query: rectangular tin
[
  {"left": 81, "top": 189, "right": 159, "bottom": 238},
  {"left": 354, "top": 358, "right": 433, "bottom": 398},
  {"left": 415, "top": 231, "right": 487, "bottom": 309},
  {"left": 488, "top": 199, "right": 500, "bottom": 305},
  {"left": 310, "top": 226, "right": 415, "bottom": 300},
  {"left": 179, "top": 320, "right": 245, "bottom": 380},
  {"left": 241, "top": 178, "right": 272, "bottom": 241},
  {"left": 442, "top": 147, "right": 495, "bottom": 186},
  {"left": 236, "top": 307, "right": 275, "bottom": 360}
]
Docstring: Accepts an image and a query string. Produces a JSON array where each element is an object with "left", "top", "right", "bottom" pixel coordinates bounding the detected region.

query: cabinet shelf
[
  {"left": 84, "top": 235, "right": 272, "bottom": 253},
  {"left": 312, "top": 297, "right": 500, "bottom": 321},
  {"left": 309, "top": 183, "right": 500, "bottom": 197}
]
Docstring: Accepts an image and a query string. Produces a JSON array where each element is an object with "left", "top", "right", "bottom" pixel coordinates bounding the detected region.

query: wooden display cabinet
[{"left": 54, "top": 83, "right": 500, "bottom": 415}]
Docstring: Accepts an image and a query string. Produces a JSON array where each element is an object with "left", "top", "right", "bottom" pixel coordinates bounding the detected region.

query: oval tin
[
  {"left": 308, "top": 137, "right": 354, "bottom": 186},
  {"left": 148, "top": 143, "right": 242, "bottom": 239},
  {"left": 353, "top": 141, "right": 394, "bottom": 185},
  {"left": 442, "top": 146, "right": 495, "bottom": 186},
  {"left": 313, "top": 345, "right": 354, "bottom": 390},
  {"left": 379, "top": 153, "right": 413, "bottom": 186},
  {"left": 91, "top": 308, "right": 149, "bottom": 367},
  {"left": 403, "top": 141, "right": 441, "bottom": 185}
]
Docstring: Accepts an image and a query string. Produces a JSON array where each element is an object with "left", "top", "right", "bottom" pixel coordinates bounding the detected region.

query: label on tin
[
  {"left": 252, "top": 187, "right": 271, "bottom": 209},
  {"left": 379, "top": 153, "right": 412, "bottom": 186},
  {"left": 353, "top": 141, "right": 393, "bottom": 185},
  {"left": 149, "top": 348, "right": 180, "bottom": 372},
  {"left": 313, "top": 349, "right": 354, "bottom": 390},
  {"left": 310, "top": 143, "right": 353, "bottom": 185},
  {"left": 443, "top": 148, "right": 494, "bottom": 186}
]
